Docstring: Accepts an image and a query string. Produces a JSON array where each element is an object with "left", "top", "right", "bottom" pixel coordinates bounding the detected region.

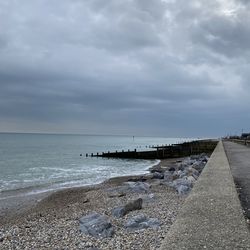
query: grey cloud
[
  {"left": 170, "top": 0, "right": 250, "bottom": 59},
  {"left": 0, "top": 0, "right": 249, "bottom": 136},
  {"left": 191, "top": 14, "right": 250, "bottom": 58}
]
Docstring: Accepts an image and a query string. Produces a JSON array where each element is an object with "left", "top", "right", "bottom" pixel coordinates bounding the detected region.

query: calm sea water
[{"left": 0, "top": 133, "right": 193, "bottom": 199}]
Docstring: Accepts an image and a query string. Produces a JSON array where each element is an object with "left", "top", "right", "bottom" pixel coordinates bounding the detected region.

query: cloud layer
[{"left": 0, "top": 0, "right": 249, "bottom": 137}]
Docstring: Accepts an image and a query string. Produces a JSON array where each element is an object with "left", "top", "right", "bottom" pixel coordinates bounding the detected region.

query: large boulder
[
  {"left": 152, "top": 171, "right": 164, "bottom": 179},
  {"left": 79, "top": 212, "right": 114, "bottom": 238},
  {"left": 172, "top": 177, "right": 193, "bottom": 195},
  {"left": 112, "top": 198, "right": 142, "bottom": 218},
  {"left": 173, "top": 176, "right": 193, "bottom": 187},
  {"left": 124, "top": 214, "right": 160, "bottom": 230},
  {"left": 187, "top": 167, "right": 200, "bottom": 179},
  {"left": 176, "top": 185, "right": 190, "bottom": 195},
  {"left": 187, "top": 175, "right": 196, "bottom": 184},
  {"left": 164, "top": 171, "right": 174, "bottom": 182},
  {"left": 112, "top": 206, "right": 126, "bottom": 218},
  {"left": 168, "top": 167, "right": 176, "bottom": 172},
  {"left": 192, "top": 161, "right": 206, "bottom": 173},
  {"left": 178, "top": 169, "right": 188, "bottom": 178},
  {"left": 177, "top": 163, "right": 187, "bottom": 171}
]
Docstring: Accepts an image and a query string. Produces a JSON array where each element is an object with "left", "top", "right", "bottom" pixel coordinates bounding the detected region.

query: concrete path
[
  {"left": 160, "top": 141, "right": 250, "bottom": 250},
  {"left": 223, "top": 140, "right": 250, "bottom": 219}
]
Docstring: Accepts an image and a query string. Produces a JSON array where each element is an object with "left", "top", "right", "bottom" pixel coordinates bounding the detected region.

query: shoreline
[
  {"left": 0, "top": 158, "right": 174, "bottom": 225},
  {"left": 0, "top": 159, "right": 161, "bottom": 200},
  {"left": 1, "top": 155, "right": 207, "bottom": 249}
]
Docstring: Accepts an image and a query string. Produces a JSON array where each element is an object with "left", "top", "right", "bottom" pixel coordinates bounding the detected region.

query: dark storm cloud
[{"left": 0, "top": 0, "right": 249, "bottom": 136}]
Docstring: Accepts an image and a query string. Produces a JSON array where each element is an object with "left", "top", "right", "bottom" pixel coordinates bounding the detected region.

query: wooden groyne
[{"left": 86, "top": 139, "right": 218, "bottom": 160}]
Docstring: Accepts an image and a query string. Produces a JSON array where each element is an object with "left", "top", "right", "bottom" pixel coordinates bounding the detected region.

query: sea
[{"left": 0, "top": 133, "right": 194, "bottom": 200}]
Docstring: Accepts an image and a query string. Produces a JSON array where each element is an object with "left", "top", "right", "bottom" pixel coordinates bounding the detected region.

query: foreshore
[{"left": 0, "top": 155, "right": 207, "bottom": 249}]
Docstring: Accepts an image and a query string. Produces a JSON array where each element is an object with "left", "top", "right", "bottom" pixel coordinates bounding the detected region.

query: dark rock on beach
[
  {"left": 124, "top": 213, "right": 161, "bottom": 230},
  {"left": 79, "top": 212, "right": 114, "bottom": 238},
  {"left": 152, "top": 172, "right": 164, "bottom": 179},
  {"left": 112, "top": 198, "right": 143, "bottom": 218},
  {"left": 168, "top": 167, "right": 176, "bottom": 172},
  {"left": 164, "top": 171, "right": 174, "bottom": 183}
]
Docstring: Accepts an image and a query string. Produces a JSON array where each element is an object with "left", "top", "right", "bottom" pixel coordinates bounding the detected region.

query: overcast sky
[{"left": 0, "top": 0, "right": 249, "bottom": 137}]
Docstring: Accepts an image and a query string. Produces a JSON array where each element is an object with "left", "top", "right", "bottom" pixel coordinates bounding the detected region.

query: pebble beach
[{"left": 0, "top": 155, "right": 208, "bottom": 249}]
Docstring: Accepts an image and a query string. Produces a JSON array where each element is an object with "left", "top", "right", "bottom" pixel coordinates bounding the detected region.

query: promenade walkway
[
  {"left": 160, "top": 141, "right": 250, "bottom": 250},
  {"left": 223, "top": 140, "right": 250, "bottom": 219}
]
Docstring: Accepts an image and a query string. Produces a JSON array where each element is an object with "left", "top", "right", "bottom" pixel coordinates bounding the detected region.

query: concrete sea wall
[{"left": 160, "top": 141, "right": 250, "bottom": 249}]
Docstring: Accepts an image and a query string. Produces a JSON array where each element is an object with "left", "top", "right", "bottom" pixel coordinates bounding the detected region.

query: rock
[
  {"left": 172, "top": 171, "right": 179, "bottom": 180},
  {"left": 177, "top": 184, "right": 191, "bottom": 195},
  {"left": 199, "top": 153, "right": 207, "bottom": 158},
  {"left": 125, "top": 198, "right": 143, "bottom": 210},
  {"left": 172, "top": 177, "right": 193, "bottom": 195},
  {"left": 187, "top": 175, "right": 196, "bottom": 184},
  {"left": 168, "top": 167, "right": 176, "bottom": 172},
  {"left": 172, "top": 177, "right": 190, "bottom": 187},
  {"left": 150, "top": 168, "right": 164, "bottom": 173},
  {"left": 192, "top": 162, "right": 206, "bottom": 173},
  {"left": 112, "top": 206, "right": 126, "bottom": 218},
  {"left": 173, "top": 177, "right": 193, "bottom": 188},
  {"left": 202, "top": 158, "right": 208, "bottom": 163},
  {"left": 178, "top": 163, "right": 186, "bottom": 171},
  {"left": 125, "top": 181, "right": 151, "bottom": 193},
  {"left": 79, "top": 212, "right": 114, "bottom": 238},
  {"left": 188, "top": 167, "right": 200, "bottom": 179},
  {"left": 178, "top": 170, "right": 187, "bottom": 178},
  {"left": 177, "top": 170, "right": 183, "bottom": 176},
  {"left": 164, "top": 172, "right": 173, "bottom": 182},
  {"left": 112, "top": 198, "right": 143, "bottom": 218},
  {"left": 83, "top": 198, "right": 90, "bottom": 203},
  {"left": 152, "top": 171, "right": 164, "bottom": 179},
  {"left": 124, "top": 214, "right": 160, "bottom": 230}
]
